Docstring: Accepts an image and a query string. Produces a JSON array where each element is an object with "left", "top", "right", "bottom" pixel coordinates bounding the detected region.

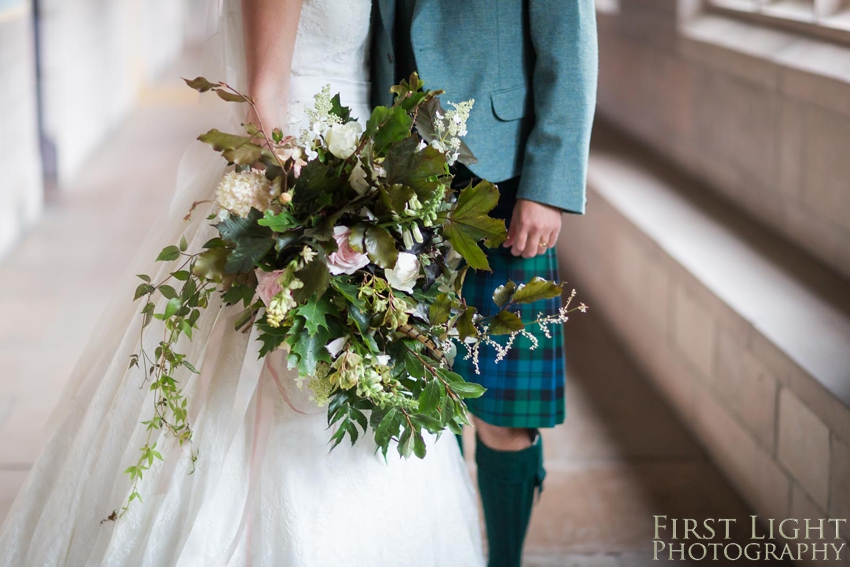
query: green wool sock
[{"left": 476, "top": 432, "right": 545, "bottom": 567}]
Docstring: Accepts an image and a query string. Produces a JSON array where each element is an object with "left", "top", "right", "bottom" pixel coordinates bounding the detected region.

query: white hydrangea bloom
[
  {"left": 430, "top": 99, "right": 474, "bottom": 166},
  {"left": 215, "top": 170, "right": 276, "bottom": 219}
]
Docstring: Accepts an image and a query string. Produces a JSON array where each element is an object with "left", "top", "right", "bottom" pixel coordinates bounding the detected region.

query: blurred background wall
[
  {"left": 0, "top": 0, "right": 205, "bottom": 258},
  {"left": 558, "top": 0, "right": 850, "bottom": 558},
  {"left": 1, "top": 0, "right": 849, "bottom": 563}
]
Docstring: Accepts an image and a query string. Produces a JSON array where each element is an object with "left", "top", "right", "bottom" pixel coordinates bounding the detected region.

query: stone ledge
[
  {"left": 682, "top": 14, "right": 850, "bottom": 117},
  {"left": 586, "top": 126, "right": 850, "bottom": 410},
  {"left": 557, "top": 123, "right": 850, "bottom": 524}
]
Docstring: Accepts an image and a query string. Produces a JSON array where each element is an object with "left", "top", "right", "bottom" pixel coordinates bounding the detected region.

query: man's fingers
[
  {"left": 522, "top": 231, "right": 543, "bottom": 258},
  {"left": 511, "top": 226, "right": 529, "bottom": 257}
]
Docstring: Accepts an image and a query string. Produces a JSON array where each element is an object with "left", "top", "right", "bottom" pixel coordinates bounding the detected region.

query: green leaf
[
  {"left": 449, "top": 381, "right": 486, "bottom": 399},
  {"left": 489, "top": 310, "right": 523, "bottom": 335},
  {"left": 136, "top": 274, "right": 151, "bottom": 283},
  {"left": 215, "top": 209, "right": 275, "bottom": 274},
  {"left": 258, "top": 209, "right": 298, "bottom": 232},
  {"left": 366, "top": 106, "right": 413, "bottom": 154},
  {"left": 348, "top": 223, "right": 368, "bottom": 253},
  {"left": 492, "top": 280, "right": 516, "bottom": 307},
  {"left": 216, "top": 89, "right": 250, "bottom": 103},
  {"left": 364, "top": 225, "right": 398, "bottom": 269},
  {"left": 329, "top": 93, "right": 352, "bottom": 123},
  {"left": 296, "top": 295, "right": 334, "bottom": 336},
  {"left": 179, "top": 235, "right": 188, "bottom": 252},
  {"left": 383, "top": 137, "right": 446, "bottom": 199},
  {"left": 292, "top": 160, "right": 345, "bottom": 215},
  {"left": 183, "top": 76, "right": 217, "bottom": 92},
  {"left": 222, "top": 143, "right": 263, "bottom": 165},
  {"left": 171, "top": 270, "right": 191, "bottom": 281},
  {"left": 418, "top": 379, "right": 443, "bottom": 414},
  {"left": 456, "top": 306, "right": 478, "bottom": 341},
  {"left": 413, "top": 431, "right": 427, "bottom": 459},
  {"left": 192, "top": 247, "right": 229, "bottom": 281},
  {"left": 197, "top": 129, "right": 253, "bottom": 151},
  {"left": 164, "top": 298, "right": 182, "bottom": 319},
  {"left": 293, "top": 258, "right": 330, "bottom": 303},
  {"left": 156, "top": 246, "right": 180, "bottom": 262},
  {"left": 222, "top": 282, "right": 256, "bottom": 307},
  {"left": 429, "top": 293, "right": 452, "bottom": 326},
  {"left": 377, "top": 184, "right": 415, "bottom": 217},
  {"left": 398, "top": 427, "right": 414, "bottom": 459},
  {"left": 286, "top": 318, "right": 332, "bottom": 376},
  {"left": 512, "top": 277, "right": 563, "bottom": 304},
  {"left": 441, "top": 180, "right": 506, "bottom": 271},
  {"left": 134, "top": 283, "right": 153, "bottom": 301},
  {"left": 159, "top": 285, "right": 178, "bottom": 300}
]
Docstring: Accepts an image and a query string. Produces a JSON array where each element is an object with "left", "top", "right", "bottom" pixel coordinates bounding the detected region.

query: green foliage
[{"left": 441, "top": 181, "right": 507, "bottom": 271}]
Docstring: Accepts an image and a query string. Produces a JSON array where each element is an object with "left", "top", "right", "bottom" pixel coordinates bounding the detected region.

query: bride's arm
[{"left": 241, "top": 0, "right": 303, "bottom": 130}]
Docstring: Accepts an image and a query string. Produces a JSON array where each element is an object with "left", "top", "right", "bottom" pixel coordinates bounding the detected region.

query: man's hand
[{"left": 503, "top": 199, "right": 562, "bottom": 258}]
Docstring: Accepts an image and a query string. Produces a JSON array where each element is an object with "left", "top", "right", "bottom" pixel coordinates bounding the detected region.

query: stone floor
[{"left": 0, "top": 56, "right": 792, "bottom": 567}]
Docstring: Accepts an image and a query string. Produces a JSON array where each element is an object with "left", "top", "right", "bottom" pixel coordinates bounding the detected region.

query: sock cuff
[{"left": 475, "top": 433, "right": 544, "bottom": 484}]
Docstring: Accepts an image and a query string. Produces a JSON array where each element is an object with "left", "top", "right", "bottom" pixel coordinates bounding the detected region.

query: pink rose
[
  {"left": 255, "top": 269, "right": 284, "bottom": 306},
  {"left": 326, "top": 226, "right": 370, "bottom": 275}
]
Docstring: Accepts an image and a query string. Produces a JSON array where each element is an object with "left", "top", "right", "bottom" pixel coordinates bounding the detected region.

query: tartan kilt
[{"left": 452, "top": 245, "right": 566, "bottom": 429}]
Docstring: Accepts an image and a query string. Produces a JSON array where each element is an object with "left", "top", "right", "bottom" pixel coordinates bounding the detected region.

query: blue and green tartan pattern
[{"left": 453, "top": 246, "right": 566, "bottom": 429}]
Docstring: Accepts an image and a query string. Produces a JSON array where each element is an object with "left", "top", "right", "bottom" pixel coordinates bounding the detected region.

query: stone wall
[
  {"left": 557, "top": 2, "right": 850, "bottom": 563},
  {"left": 596, "top": 0, "right": 850, "bottom": 281}
]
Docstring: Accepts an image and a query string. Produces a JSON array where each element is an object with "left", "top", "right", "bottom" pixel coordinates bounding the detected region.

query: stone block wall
[{"left": 596, "top": 0, "right": 850, "bottom": 281}]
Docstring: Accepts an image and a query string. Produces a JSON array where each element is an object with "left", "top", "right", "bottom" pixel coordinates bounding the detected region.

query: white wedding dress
[{"left": 0, "top": 1, "right": 486, "bottom": 566}]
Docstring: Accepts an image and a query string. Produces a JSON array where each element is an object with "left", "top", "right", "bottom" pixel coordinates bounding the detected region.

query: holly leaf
[
  {"left": 286, "top": 318, "right": 332, "bottom": 375},
  {"left": 293, "top": 257, "right": 330, "bottom": 303},
  {"left": 512, "top": 277, "right": 563, "bottom": 304},
  {"left": 441, "top": 181, "right": 506, "bottom": 271},
  {"left": 221, "top": 282, "right": 256, "bottom": 307},
  {"left": 296, "top": 294, "right": 335, "bottom": 336},
  {"left": 215, "top": 209, "right": 275, "bottom": 273},
  {"left": 365, "top": 226, "right": 398, "bottom": 269},
  {"left": 330, "top": 93, "right": 352, "bottom": 123},
  {"left": 492, "top": 281, "right": 517, "bottom": 307},
  {"left": 489, "top": 310, "right": 523, "bottom": 335}
]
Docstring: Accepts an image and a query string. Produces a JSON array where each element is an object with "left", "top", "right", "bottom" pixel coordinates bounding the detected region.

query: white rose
[
  {"left": 325, "top": 122, "right": 362, "bottom": 159},
  {"left": 385, "top": 252, "right": 420, "bottom": 293}
]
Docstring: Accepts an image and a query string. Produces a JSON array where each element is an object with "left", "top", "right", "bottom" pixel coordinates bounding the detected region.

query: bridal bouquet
[{"left": 123, "top": 73, "right": 584, "bottom": 513}]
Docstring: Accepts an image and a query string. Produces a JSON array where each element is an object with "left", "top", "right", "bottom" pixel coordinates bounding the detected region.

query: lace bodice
[{"left": 291, "top": 0, "right": 373, "bottom": 83}]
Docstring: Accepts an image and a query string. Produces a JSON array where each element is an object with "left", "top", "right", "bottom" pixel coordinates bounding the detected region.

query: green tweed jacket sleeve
[{"left": 518, "top": 0, "right": 598, "bottom": 214}]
